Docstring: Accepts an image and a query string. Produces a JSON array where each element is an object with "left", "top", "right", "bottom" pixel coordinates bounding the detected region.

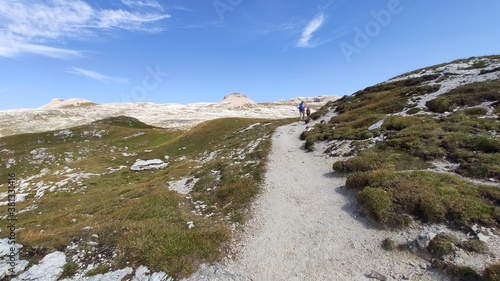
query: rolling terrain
[{"left": 0, "top": 55, "right": 499, "bottom": 280}]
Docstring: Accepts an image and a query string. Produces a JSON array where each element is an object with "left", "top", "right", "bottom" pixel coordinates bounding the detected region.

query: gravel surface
[{"left": 186, "top": 120, "right": 449, "bottom": 281}]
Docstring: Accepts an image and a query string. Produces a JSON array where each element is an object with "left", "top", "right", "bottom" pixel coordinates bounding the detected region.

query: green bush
[
  {"left": 304, "top": 138, "right": 315, "bottom": 151},
  {"left": 357, "top": 187, "right": 393, "bottom": 222},
  {"left": 332, "top": 161, "right": 345, "bottom": 173},
  {"left": 62, "top": 261, "right": 79, "bottom": 278},
  {"left": 428, "top": 233, "right": 457, "bottom": 258}
]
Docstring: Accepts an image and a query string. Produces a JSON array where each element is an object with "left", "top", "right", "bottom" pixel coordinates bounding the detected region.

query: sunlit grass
[{"left": 0, "top": 115, "right": 293, "bottom": 278}]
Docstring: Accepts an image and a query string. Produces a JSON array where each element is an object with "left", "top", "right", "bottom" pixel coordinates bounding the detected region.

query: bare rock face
[{"left": 218, "top": 93, "right": 257, "bottom": 108}]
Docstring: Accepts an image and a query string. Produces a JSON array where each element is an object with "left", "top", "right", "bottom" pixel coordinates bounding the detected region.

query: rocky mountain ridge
[{"left": 0, "top": 93, "right": 338, "bottom": 137}]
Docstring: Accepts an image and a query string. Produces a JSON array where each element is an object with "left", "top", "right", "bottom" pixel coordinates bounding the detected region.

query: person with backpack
[{"left": 298, "top": 101, "right": 305, "bottom": 120}]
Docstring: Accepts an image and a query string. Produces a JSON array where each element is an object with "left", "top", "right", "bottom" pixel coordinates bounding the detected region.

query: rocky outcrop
[{"left": 217, "top": 93, "right": 257, "bottom": 108}]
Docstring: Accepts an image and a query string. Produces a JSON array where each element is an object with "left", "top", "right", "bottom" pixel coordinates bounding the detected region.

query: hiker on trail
[
  {"left": 306, "top": 107, "right": 311, "bottom": 117},
  {"left": 298, "top": 101, "right": 305, "bottom": 120}
]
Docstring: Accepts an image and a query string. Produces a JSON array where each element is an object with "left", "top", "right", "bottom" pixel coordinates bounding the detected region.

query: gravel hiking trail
[{"left": 186, "top": 120, "right": 448, "bottom": 281}]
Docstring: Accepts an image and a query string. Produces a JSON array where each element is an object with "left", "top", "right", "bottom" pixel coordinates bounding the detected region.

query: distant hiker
[
  {"left": 306, "top": 107, "right": 311, "bottom": 117},
  {"left": 298, "top": 101, "right": 305, "bottom": 120}
]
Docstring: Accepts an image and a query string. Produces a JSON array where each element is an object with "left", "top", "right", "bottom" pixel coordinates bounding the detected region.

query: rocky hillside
[
  {"left": 302, "top": 55, "right": 500, "bottom": 279},
  {"left": 0, "top": 94, "right": 337, "bottom": 138}
]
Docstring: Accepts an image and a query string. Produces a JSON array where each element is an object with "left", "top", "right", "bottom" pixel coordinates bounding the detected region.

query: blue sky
[{"left": 1, "top": 0, "right": 499, "bottom": 110}]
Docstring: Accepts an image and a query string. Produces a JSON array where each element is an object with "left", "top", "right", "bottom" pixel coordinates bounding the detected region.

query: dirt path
[{"left": 186, "top": 121, "right": 448, "bottom": 281}]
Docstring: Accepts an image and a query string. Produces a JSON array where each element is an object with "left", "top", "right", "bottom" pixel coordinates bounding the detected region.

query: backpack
[{"left": 298, "top": 103, "right": 304, "bottom": 111}]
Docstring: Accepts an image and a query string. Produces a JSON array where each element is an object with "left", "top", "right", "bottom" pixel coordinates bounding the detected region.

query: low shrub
[
  {"left": 451, "top": 266, "right": 483, "bottom": 281},
  {"left": 357, "top": 187, "right": 393, "bottom": 223},
  {"left": 459, "top": 239, "right": 489, "bottom": 254},
  {"left": 381, "top": 238, "right": 396, "bottom": 251},
  {"left": 345, "top": 170, "right": 499, "bottom": 228},
  {"left": 484, "top": 263, "right": 500, "bottom": 281},
  {"left": 304, "top": 138, "right": 315, "bottom": 151},
  {"left": 464, "top": 107, "right": 488, "bottom": 116},
  {"left": 428, "top": 233, "right": 458, "bottom": 258},
  {"left": 62, "top": 261, "right": 78, "bottom": 278},
  {"left": 406, "top": 107, "right": 420, "bottom": 115}
]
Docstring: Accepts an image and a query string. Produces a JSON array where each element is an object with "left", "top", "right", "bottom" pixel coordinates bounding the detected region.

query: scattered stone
[
  {"left": 132, "top": 265, "right": 172, "bottom": 281},
  {"left": 477, "top": 232, "right": 489, "bottom": 242},
  {"left": 368, "top": 119, "right": 384, "bottom": 131},
  {"left": 367, "top": 270, "right": 387, "bottom": 281},
  {"left": 130, "top": 159, "right": 168, "bottom": 171},
  {"left": 416, "top": 232, "right": 436, "bottom": 249},
  {"left": 402, "top": 271, "right": 413, "bottom": 280},
  {"left": 0, "top": 260, "right": 29, "bottom": 279},
  {"left": 71, "top": 267, "right": 133, "bottom": 281},
  {"left": 167, "top": 177, "right": 198, "bottom": 194},
  {"left": 187, "top": 221, "right": 195, "bottom": 229},
  {"left": 13, "top": 251, "right": 66, "bottom": 281}
]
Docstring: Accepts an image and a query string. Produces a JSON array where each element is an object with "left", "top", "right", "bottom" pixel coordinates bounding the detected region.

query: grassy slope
[
  {"left": 0, "top": 115, "right": 294, "bottom": 278},
  {"left": 304, "top": 57, "right": 500, "bottom": 230}
]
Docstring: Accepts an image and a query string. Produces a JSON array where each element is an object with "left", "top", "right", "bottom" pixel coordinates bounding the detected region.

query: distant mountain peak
[
  {"left": 41, "top": 98, "right": 96, "bottom": 109},
  {"left": 219, "top": 93, "right": 257, "bottom": 108}
]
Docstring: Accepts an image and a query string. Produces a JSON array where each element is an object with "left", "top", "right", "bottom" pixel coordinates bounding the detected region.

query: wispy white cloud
[
  {"left": 0, "top": 0, "right": 170, "bottom": 59},
  {"left": 0, "top": 34, "right": 84, "bottom": 59},
  {"left": 66, "top": 67, "right": 128, "bottom": 83},
  {"left": 121, "top": 0, "right": 163, "bottom": 10},
  {"left": 170, "top": 5, "right": 192, "bottom": 12},
  {"left": 98, "top": 9, "right": 170, "bottom": 31},
  {"left": 297, "top": 12, "right": 326, "bottom": 48}
]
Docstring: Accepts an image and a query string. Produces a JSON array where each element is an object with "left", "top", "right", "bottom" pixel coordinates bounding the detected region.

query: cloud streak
[
  {"left": 66, "top": 67, "right": 128, "bottom": 83},
  {"left": 121, "top": 0, "right": 163, "bottom": 10},
  {"left": 0, "top": 0, "right": 170, "bottom": 59},
  {"left": 297, "top": 13, "right": 326, "bottom": 48}
]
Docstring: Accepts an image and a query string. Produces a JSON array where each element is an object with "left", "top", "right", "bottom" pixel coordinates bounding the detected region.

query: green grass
[
  {"left": 0, "top": 116, "right": 293, "bottom": 278},
  {"left": 346, "top": 170, "right": 499, "bottom": 228}
]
